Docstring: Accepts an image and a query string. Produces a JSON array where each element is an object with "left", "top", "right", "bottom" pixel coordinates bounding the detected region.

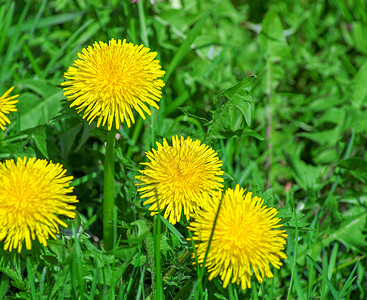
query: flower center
[
  {"left": 170, "top": 159, "right": 199, "bottom": 190},
  {"left": 215, "top": 203, "right": 263, "bottom": 255}
]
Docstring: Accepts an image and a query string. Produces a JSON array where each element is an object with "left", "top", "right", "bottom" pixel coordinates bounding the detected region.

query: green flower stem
[
  {"left": 103, "top": 128, "right": 116, "bottom": 250},
  {"left": 153, "top": 214, "right": 163, "bottom": 299}
]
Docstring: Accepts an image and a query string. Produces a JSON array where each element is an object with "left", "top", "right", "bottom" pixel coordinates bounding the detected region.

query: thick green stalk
[{"left": 103, "top": 128, "right": 116, "bottom": 250}]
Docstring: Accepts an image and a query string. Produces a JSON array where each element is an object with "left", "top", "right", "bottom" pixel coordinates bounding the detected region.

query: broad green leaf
[{"left": 18, "top": 79, "right": 63, "bottom": 130}]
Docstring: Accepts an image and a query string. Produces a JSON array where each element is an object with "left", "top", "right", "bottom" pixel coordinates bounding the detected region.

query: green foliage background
[{"left": 0, "top": 0, "right": 366, "bottom": 299}]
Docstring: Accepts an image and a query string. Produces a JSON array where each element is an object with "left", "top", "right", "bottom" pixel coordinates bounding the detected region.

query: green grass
[{"left": 1, "top": 0, "right": 367, "bottom": 298}]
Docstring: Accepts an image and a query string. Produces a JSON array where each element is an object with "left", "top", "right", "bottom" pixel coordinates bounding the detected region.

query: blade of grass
[
  {"left": 7, "top": 12, "right": 84, "bottom": 35},
  {"left": 196, "top": 192, "right": 224, "bottom": 300},
  {"left": 39, "top": 267, "right": 46, "bottom": 300},
  {"left": 329, "top": 244, "right": 339, "bottom": 291},
  {"left": 138, "top": 0, "right": 148, "bottom": 46},
  {"left": 286, "top": 192, "right": 301, "bottom": 300},
  {"left": 21, "top": 44, "right": 42, "bottom": 78},
  {"left": 42, "top": 19, "right": 94, "bottom": 77},
  {"left": 70, "top": 224, "right": 85, "bottom": 298},
  {"left": 160, "top": 215, "right": 187, "bottom": 246},
  {"left": 0, "top": 1, "right": 30, "bottom": 82},
  {"left": 0, "top": 0, "right": 14, "bottom": 54},
  {"left": 306, "top": 255, "right": 341, "bottom": 300},
  {"left": 339, "top": 259, "right": 360, "bottom": 298},
  {"left": 89, "top": 267, "right": 98, "bottom": 300},
  {"left": 122, "top": 1, "right": 138, "bottom": 44},
  {"left": 30, "top": 0, "right": 47, "bottom": 36},
  {"left": 321, "top": 249, "right": 329, "bottom": 299}
]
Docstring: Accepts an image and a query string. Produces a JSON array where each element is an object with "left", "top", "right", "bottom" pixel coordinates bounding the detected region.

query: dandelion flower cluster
[
  {"left": 136, "top": 136, "right": 224, "bottom": 224},
  {"left": 61, "top": 38, "right": 165, "bottom": 130},
  {"left": 0, "top": 86, "right": 19, "bottom": 131},
  {"left": 188, "top": 185, "right": 288, "bottom": 290},
  {"left": 0, "top": 157, "right": 78, "bottom": 252}
]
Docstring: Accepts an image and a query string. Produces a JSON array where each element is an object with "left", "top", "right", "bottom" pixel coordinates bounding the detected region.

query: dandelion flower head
[
  {"left": 0, "top": 86, "right": 19, "bottom": 131},
  {"left": 188, "top": 185, "right": 288, "bottom": 290},
  {"left": 61, "top": 38, "right": 165, "bottom": 130},
  {"left": 0, "top": 157, "right": 78, "bottom": 253},
  {"left": 136, "top": 136, "right": 224, "bottom": 224}
]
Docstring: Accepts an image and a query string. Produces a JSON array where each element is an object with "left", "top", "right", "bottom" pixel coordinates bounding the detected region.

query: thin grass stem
[{"left": 103, "top": 128, "right": 116, "bottom": 250}]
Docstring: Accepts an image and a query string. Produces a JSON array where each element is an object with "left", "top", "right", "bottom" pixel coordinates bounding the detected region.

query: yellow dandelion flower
[
  {"left": 0, "top": 157, "right": 78, "bottom": 253},
  {"left": 136, "top": 136, "right": 224, "bottom": 224},
  {"left": 61, "top": 38, "right": 165, "bottom": 130},
  {"left": 188, "top": 185, "right": 288, "bottom": 290},
  {"left": 0, "top": 86, "right": 19, "bottom": 131}
]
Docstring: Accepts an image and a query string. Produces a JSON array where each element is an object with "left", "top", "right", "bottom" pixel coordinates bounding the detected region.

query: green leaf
[
  {"left": 126, "top": 219, "right": 152, "bottom": 246},
  {"left": 353, "top": 22, "right": 367, "bottom": 55},
  {"left": 211, "top": 128, "right": 264, "bottom": 140},
  {"left": 160, "top": 216, "right": 188, "bottom": 246},
  {"left": 0, "top": 276, "right": 9, "bottom": 299},
  {"left": 31, "top": 126, "right": 48, "bottom": 158},
  {"left": 352, "top": 60, "right": 367, "bottom": 108},
  {"left": 18, "top": 79, "right": 63, "bottom": 130},
  {"left": 207, "top": 76, "right": 258, "bottom": 141},
  {"left": 297, "top": 128, "right": 341, "bottom": 146},
  {"left": 0, "top": 267, "right": 26, "bottom": 291},
  {"left": 113, "top": 245, "right": 138, "bottom": 261},
  {"left": 283, "top": 151, "right": 323, "bottom": 191},
  {"left": 331, "top": 212, "right": 367, "bottom": 252},
  {"left": 259, "top": 9, "right": 290, "bottom": 61},
  {"left": 338, "top": 260, "right": 360, "bottom": 298},
  {"left": 338, "top": 157, "right": 367, "bottom": 174},
  {"left": 165, "top": 2, "right": 219, "bottom": 81},
  {"left": 217, "top": 76, "right": 256, "bottom": 126},
  {"left": 306, "top": 255, "right": 341, "bottom": 300}
]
